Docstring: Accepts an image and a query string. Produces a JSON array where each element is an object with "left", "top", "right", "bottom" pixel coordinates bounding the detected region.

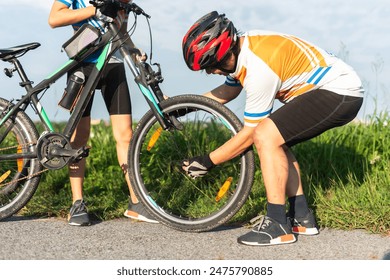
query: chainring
[{"left": 36, "top": 133, "right": 72, "bottom": 169}]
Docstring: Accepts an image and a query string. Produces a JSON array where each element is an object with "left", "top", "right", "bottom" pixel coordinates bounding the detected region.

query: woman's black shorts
[{"left": 68, "top": 62, "right": 131, "bottom": 117}]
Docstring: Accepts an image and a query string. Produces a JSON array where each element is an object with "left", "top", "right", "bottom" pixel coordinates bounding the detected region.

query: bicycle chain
[
  {"left": 0, "top": 141, "right": 48, "bottom": 188},
  {"left": 0, "top": 141, "right": 32, "bottom": 152}
]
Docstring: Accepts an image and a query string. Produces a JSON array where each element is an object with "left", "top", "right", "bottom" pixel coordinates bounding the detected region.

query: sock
[
  {"left": 288, "top": 194, "right": 310, "bottom": 218},
  {"left": 266, "top": 202, "right": 287, "bottom": 224}
]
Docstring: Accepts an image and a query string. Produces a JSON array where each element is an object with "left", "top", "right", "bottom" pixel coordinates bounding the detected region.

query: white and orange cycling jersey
[{"left": 226, "top": 30, "right": 364, "bottom": 127}]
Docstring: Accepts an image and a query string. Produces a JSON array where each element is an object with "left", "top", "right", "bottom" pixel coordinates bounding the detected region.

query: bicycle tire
[
  {"left": 0, "top": 98, "right": 42, "bottom": 220},
  {"left": 128, "top": 94, "right": 255, "bottom": 232}
]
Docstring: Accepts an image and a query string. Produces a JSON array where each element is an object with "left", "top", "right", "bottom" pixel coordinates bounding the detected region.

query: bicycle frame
[{"left": 1, "top": 15, "right": 172, "bottom": 161}]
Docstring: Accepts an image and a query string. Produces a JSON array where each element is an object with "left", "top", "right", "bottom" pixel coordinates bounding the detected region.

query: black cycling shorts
[
  {"left": 268, "top": 89, "right": 363, "bottom": 147},
  {"left": 68, "top": 62, "right": 131, "bottom": 117}
]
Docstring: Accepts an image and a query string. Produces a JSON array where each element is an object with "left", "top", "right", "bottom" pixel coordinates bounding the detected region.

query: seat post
[{"left": 11, "top": 58, "right": 34, "bottom": 90}]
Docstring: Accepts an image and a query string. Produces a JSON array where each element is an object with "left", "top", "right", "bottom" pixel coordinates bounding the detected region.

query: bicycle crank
[{"left": 36, "top": 132, "right": 89, "bottom": 170}]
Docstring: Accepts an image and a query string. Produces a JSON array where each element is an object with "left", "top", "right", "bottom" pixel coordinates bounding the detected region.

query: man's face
[{"left": 205, "top": 51, "right": 236, "bottom": 76}]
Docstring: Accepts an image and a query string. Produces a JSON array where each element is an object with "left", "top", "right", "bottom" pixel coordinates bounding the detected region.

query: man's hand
[{"left": 182, "top": 155, "right": 215, "bottom": 179}]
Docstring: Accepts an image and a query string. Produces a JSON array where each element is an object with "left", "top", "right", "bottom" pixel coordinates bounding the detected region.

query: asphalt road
[{"left": 0, "top": 216, "right": 389, "bottom": 260}]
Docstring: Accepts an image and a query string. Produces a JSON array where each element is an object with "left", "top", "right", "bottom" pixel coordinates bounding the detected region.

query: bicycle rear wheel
[
  {"left": 0, "top": 98, "right": 42, "bottom": 220},
  {"left": 128, "top": 95, "right": 255, "bottom": 232}
]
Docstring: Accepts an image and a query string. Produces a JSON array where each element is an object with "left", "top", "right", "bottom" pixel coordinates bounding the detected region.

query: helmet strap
[{"left": 216, "top": 41, "right": 240, "bottom": 73}]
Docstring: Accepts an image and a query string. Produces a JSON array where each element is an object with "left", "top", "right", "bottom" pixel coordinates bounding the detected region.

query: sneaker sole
[
  {"left": 292, "top": 226, "right": 319, "bottom": 235},
  {"left": 124, "top": 210, "right": 159, "bottom": 224},
  {"left": 238, "top": 234, "right": 296, "bottom": 246},
  {"left": 67, "top": 213, "right": 91, "bottom": 226},
  {"left": 68, "top": 221, "right": 91, "bottom": 226}
]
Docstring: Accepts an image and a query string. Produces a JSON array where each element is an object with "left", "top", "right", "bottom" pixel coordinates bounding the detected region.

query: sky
[{"left": 0, "top": 0, "right": 389, "bottom": 122}]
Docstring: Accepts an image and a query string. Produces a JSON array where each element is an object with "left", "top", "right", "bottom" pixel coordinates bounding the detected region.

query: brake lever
[
  {"left": 130, "top": 3, "right": 151, "bottom": 18},
  {"left": 90, "top": 0, "right": 151, "bottom": 19}
]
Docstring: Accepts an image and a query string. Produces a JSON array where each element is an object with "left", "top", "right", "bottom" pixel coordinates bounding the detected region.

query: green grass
[{"left": 23, "top": 116, "right": 390, "bottom": 235}]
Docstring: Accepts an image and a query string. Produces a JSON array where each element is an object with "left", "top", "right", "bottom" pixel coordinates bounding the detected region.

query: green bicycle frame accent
[
  {"left": 34, "top": 59, "right": 78, "bottom": 132},
  {"left": 138, "top": 84, "right": 163, "bottom": 116},
  {"left": 36, "top": 102, "right": 54, "bottom": 132},
  {"left": 46, "top": 59, "right": 74, "bottom": 80},
  {"left": 0, "top": 110, "right": 12, "bottom": 126},
  {"left": 96, "top": 44, "right": 110, "bottom": 71}
]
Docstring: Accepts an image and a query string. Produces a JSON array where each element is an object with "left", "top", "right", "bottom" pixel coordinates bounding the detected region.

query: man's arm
[
  {"left": 204, "top": 83, "right": 242, "bottom": 104},
  {"left": 209, "top": 125, "right": 255, "bottom": 165},
  {"left": 203, "top": 83, "right": 253, "bottom": 165}
]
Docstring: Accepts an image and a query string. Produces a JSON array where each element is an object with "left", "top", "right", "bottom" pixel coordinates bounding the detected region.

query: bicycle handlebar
[{"left": 90, "top": 0, "right": 151, "bottom": 18}]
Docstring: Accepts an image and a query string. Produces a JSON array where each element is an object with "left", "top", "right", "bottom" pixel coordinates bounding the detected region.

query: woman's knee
[{"left": 113, "top": 126, "right": 132, "bottom": 145}]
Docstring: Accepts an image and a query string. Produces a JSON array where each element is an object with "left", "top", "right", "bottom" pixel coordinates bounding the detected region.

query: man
[
  {"left": 181, "top": 11, "right": 363, "bottom": 246},
  {"left": 48, "top": 0, "right": 158, "bottom": 225}
]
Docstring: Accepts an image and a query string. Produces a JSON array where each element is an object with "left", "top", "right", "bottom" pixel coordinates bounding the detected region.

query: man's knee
[{"left": 253, "top": 118, "right": 285, "bottom": 149}]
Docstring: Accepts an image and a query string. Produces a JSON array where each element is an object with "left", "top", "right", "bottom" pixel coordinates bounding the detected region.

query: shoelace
[
  {"left": 70, "top": 201, "right": 87, "bottom": 215},
  {"left": 249, "top": 215, "right": 272, "bottom": 230}
]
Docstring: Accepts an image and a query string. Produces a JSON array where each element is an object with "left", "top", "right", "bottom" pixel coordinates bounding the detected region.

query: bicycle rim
[
  {"left": 129, "top": 95, "right": 255, "bottom": 232},
  {"left": 0, "top": 98, "right": 41, "bottom": 220}
]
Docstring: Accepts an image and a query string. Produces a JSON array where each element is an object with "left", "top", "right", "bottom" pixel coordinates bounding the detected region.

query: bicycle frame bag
[{"left": 62, "top": 24, "right": 101, "bottom": 59}]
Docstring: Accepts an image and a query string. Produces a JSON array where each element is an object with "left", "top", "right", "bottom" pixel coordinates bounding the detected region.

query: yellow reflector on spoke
[
  {"left": 0, "top": 170, "right": 11, "bottom": 184},
  {"left": 147, "top": 127, "right": 163, "bottom": 151},
  {"left": 216, "top": 177, "right": 233, "bottom": 202},
  {"left": 17, "top": 145, "right": 23, "bottom": 172}
]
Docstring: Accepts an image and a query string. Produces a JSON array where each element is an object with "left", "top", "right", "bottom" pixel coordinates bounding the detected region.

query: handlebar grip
[{"left": 90, "top": 0, "right": 150, "bottom": 18}]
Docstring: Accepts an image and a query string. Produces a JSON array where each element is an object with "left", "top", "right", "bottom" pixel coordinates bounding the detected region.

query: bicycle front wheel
[
  {"left": 0, "top": 98, "right": 42, "bottom": 220},
  {"left": 128, "top": 95, "right": 255, "bottom": 232}
]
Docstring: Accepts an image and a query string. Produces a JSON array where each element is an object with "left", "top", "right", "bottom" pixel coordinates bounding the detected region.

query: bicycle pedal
[{"left": 70, "top": 146, "right": 90, "bottom": 162}]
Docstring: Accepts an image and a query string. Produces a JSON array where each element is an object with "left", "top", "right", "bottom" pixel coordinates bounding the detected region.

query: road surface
[{"left": 1, "top": 216, "right": 389, "bottom": 260}]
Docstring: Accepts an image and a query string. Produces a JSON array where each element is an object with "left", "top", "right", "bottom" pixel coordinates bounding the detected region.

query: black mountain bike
[{"left": 0, "top": 0, "right": 255, "bottom": 232}]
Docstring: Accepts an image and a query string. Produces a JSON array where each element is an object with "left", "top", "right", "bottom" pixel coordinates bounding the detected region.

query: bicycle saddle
[{"left": 0, "top": 42, "right": 41, "bottom": 61}]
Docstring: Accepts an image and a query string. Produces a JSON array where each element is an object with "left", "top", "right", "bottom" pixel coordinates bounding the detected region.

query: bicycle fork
[{"left": 114, "top": 32, "right": 183, "bottom": 130}]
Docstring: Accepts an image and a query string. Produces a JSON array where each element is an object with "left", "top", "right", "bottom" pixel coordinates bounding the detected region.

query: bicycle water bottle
[{"left": 58, "top": 71, "right": 85, "bottom": 111}]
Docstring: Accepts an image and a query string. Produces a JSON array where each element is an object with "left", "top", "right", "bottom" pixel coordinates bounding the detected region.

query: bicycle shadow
[
  {"left": 1, "top": 215, "right": 103, "bottom": 226},
  {"left": 1, "top": 215, "right": 37, "bottom": 222},
  {"left": 383, "top": 251, "right": 390, "bottom": 260}
]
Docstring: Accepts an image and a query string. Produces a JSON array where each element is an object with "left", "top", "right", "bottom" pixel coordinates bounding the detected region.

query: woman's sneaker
[
  {"left": 237, "top": 216, "right": 296, "bottom": 246},
  {"left": 289, "top": 209, "right": 319, "bottom": 235},
  {"left": 68, "top": 199, "right": 91, "bottom": 226},
  {"left": 124, "top": 200, "right": 159, "bottom": 224}
]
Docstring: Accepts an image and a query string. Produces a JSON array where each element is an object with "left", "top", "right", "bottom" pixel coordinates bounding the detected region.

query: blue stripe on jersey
[
  {"left": 57, "top": 0, "right": 71, "bottom": 6},
  {"left": 244, "top": 108, "right": 272, "bottom": 118},
  {"left": 307, "top": 66, "right": 332, "bottom": 85},
  {"left": 307, "top": 67, "right": 323, "bottom": 83},
  {"left": 225, "top": 76, "right": 241, "bottom": 87},
  {"left": 69, "top": 0, "right": 105, "bottom": 32},
  {"left": 313, "top": 67, "right": 331, "bottom": 84}
]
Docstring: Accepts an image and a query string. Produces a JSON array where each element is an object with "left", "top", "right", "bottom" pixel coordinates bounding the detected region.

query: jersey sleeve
[
  {"left": 225, "top": 75, "right": 242, "bottom": 87},
  {"left": 56, "top": 0, "right": 72, "bottom": 7},
  {"left": 242, "top": 66, "right": 282, "bottom": 127}
]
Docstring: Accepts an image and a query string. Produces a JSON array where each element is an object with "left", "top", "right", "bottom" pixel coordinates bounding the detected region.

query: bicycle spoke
[
  {"left": 129, "top": 95, "right": 255, "bottom": 232},
  {"left": 0, "top": 98, "right": 42, "bottom": 219}
]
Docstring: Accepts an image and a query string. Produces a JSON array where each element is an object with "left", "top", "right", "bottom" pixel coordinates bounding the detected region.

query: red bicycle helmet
[{"left": 182, "top": 11, "right": 237, "bottom": 71}]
